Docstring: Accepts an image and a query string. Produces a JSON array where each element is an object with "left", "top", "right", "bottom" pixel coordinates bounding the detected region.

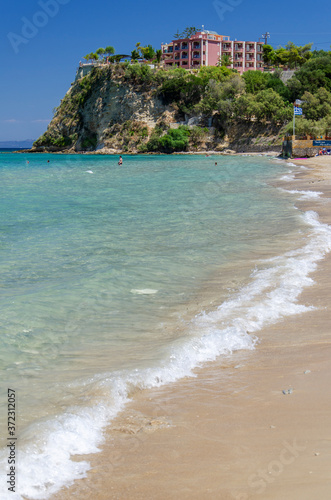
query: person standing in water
[{"left": 118, "top": 156, "right": 123, "bottom": 165}]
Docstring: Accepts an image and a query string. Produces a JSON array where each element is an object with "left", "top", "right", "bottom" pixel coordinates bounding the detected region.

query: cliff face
[
  {"left": 32, "top": 65, "right": 283, "bottom": 154},
  {"left": 80, "top": 79, "right": 173, "bottom": 151},
  {"left": 33, "top": 66, "right": 177, "bottom": 153}
]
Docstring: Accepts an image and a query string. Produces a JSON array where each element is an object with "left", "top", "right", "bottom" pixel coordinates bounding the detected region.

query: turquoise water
[{"left": 1, "top": 153, "right": 329, "bottom": 499}]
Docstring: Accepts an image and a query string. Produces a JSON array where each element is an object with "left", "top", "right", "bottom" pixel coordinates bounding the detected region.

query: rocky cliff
[{"left": 32, "top": 65, "right": 283, "bottom": 154}]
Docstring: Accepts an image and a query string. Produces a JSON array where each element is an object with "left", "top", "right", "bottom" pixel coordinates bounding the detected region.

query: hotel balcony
[
  {"left": 182, "top": 53, "right": 188, "bottom": 59},
  {"left": 174, "top": 45, "right": 180, "bottom": 51},
  {"left": 193, "top": 43, "right": 201, "bottom": 49},
  {"left": 181, "top": 43, "right": 188, "bottom": 49},
  {"left": 193, "top": 52, "right": 201, "bottom": 59}
]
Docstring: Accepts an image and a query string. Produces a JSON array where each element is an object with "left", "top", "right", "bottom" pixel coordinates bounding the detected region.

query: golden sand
[{"left": 53, "top": 156, "right": 331, "bottom": 500}]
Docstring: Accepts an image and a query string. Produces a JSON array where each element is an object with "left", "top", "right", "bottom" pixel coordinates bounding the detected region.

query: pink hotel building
[{"left": 161, "top": 30, "right": 264, "bottom": 74}]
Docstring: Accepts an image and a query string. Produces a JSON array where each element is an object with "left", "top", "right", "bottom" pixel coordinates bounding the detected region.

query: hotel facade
[{"left": 161, "top": 30, "right": 264, "bottom": 74}]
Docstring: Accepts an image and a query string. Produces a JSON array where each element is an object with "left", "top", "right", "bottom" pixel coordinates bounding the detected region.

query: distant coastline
[{"left": 0, "top": 140, "right": 35, "bottom": 149}]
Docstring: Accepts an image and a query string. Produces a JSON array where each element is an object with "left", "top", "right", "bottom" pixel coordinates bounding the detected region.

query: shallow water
[{"left": 0, "top": 153, "right": 329, "bottom": 499}]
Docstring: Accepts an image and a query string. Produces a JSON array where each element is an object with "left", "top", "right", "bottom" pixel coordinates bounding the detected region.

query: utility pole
[{"left": 261, "top": 32, "right": 270, "bottom": 45}]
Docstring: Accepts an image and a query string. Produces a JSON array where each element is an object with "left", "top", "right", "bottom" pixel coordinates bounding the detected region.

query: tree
[
  {"left": 96, "top": 47, "right": 105, "bottom": 58},
  {"left": 242, "top": 70, "right": 271, "bottom": 93},
  {"left": 173, "top": 26, "right": 198, "bottom": 39},
  {"left": 262, "top": 44, "right": 275, "bottom": 67},
  {"left": 285, "top": 42, "right": 312, "bottom": 68},
  {"left": 254, "top": 88, "right": 292, "bottom": 123},
  {"left": 221, "top": 74, "right": 245, "bottom": 99},
  {"left": 320, "top": 115, "right": 331, "bottom": 137},
  {"left": 284, "top": 117, "right": 324, "bottom": 137},
  {"left": 156, "top": 49, "right": 162, "bottom": 66},
  {"left": 109, "top": 54, "right": 125, "bottom": 63},
  {"left": 197, "top": 79, "right": 223, "bottom": 115},
  {"left": 83, "top": 54, "right": 90, "bottom": 63},
  {"left": 199, "top": 66, "right": 233, "bottom": 83},
  {"left": 89, "top": 52, "right": 99, "bottom": 63},
  {"left": 218, "top": 54, "right": 232, "bottom": 68},
  {"left": 235, "top": 88, "right": 291, "bottom": 124},
  {"left": 104, "top": 46, "right": 115, "bottom": 58},
  {"left": 273, "top": 47, "right": 289, "bottom": 67},
  {"left": 140, "top": 45, "right": 156, "bottom": 61},
  {"left": 131, "top": 49, "right": 140, "bottom": 62},
  {"left": 182, "top": 26, "right": 198, "bottom": 38},
  {"left": 301, "top": 88, "right": 331, "bottom": 120},
  {"left": 195, "top": 75, "right": 242, "bottom": 117},
  {"left": 287, "top": 54, "right": 331, "bottom": 97},
  {"left": 242, "top": 70, "right": 291, "bottom": 102},
  {"left": 234, "top": 93, "right": 260, "bottom": 120}
]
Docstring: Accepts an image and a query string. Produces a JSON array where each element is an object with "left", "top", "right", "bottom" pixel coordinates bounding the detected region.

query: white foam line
[
  {"left": 1, "top": 212, "right": 331, "bottom": 500},
  {"left": 283, "top": 189, "right": 323, "bottom": 201},
  {"left": 280, "top": 174, "right": 295, "bottom": 181},
  {"left": 130, "top": 289, "right": 158, "bottom": 295}
]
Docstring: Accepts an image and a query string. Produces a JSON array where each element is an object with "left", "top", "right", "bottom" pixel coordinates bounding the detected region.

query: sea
[{"left": 0, "top": 152, "right": 331, "bottom": 499}]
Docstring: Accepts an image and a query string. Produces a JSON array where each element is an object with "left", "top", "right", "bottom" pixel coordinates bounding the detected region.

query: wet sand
[{"left": 54, "top": 156, "right": 331, "bottom": 500}]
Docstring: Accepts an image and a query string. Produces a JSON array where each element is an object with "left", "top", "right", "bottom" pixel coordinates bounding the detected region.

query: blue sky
[{"left": 1, "top": 0, "right": 331, "bottom": 142}]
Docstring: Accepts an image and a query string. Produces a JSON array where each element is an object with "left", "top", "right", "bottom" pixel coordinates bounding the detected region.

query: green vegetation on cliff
[{"left": 34, "top": 47, "right": 331, "bottom": 152}]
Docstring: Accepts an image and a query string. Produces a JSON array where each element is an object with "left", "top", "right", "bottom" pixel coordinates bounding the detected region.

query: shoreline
[
  {"left": 11, "top": 149, "right": 281, "bottom": 156},
  {"left": 52, "top": 155, "right": 331, "bottom": 500}
]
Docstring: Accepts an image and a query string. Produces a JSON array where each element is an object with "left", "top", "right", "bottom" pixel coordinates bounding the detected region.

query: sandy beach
[{"left": 53, "top": 156, "right": 331, "bottom": 500}]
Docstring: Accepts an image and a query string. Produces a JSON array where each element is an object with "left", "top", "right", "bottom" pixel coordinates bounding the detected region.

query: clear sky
[{"left": 1, "top": 0, "right": 331, "bottom": 142}]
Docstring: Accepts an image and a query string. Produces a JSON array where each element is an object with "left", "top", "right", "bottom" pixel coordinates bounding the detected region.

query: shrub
[
  {"left": 124, "top": 63, "right": 154, "bottom": 84},
  {"left": 158, "top": 127, "right": 190, "bottom": 152},
  {"left": 301, "top": 88, "right": 331, "bottom": 120},
  {"left": 287, "top": 55, "right": 331, "bottom": 98},
  {"left": 158, "top": 73, "right": 205, "bottom": 112},
  {"left": 235, "top": 88, "right": 292, "bottom": 124},
  {"left": 140, "top": 127, "right": 149, "bottom": 138},
  {"left": 189, "top": 126, "right": 207, "bottom": 146},
  {"left": 145, "top": 126, "right": 190, "bottom": 153}
]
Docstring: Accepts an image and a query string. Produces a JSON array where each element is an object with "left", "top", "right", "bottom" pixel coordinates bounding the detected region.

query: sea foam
[
  {"left": 281, "top": 189, "right": 323, "bottom": 200},
  {"left": 1, "top": 211, "right": 331, "bottom": 500}
]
